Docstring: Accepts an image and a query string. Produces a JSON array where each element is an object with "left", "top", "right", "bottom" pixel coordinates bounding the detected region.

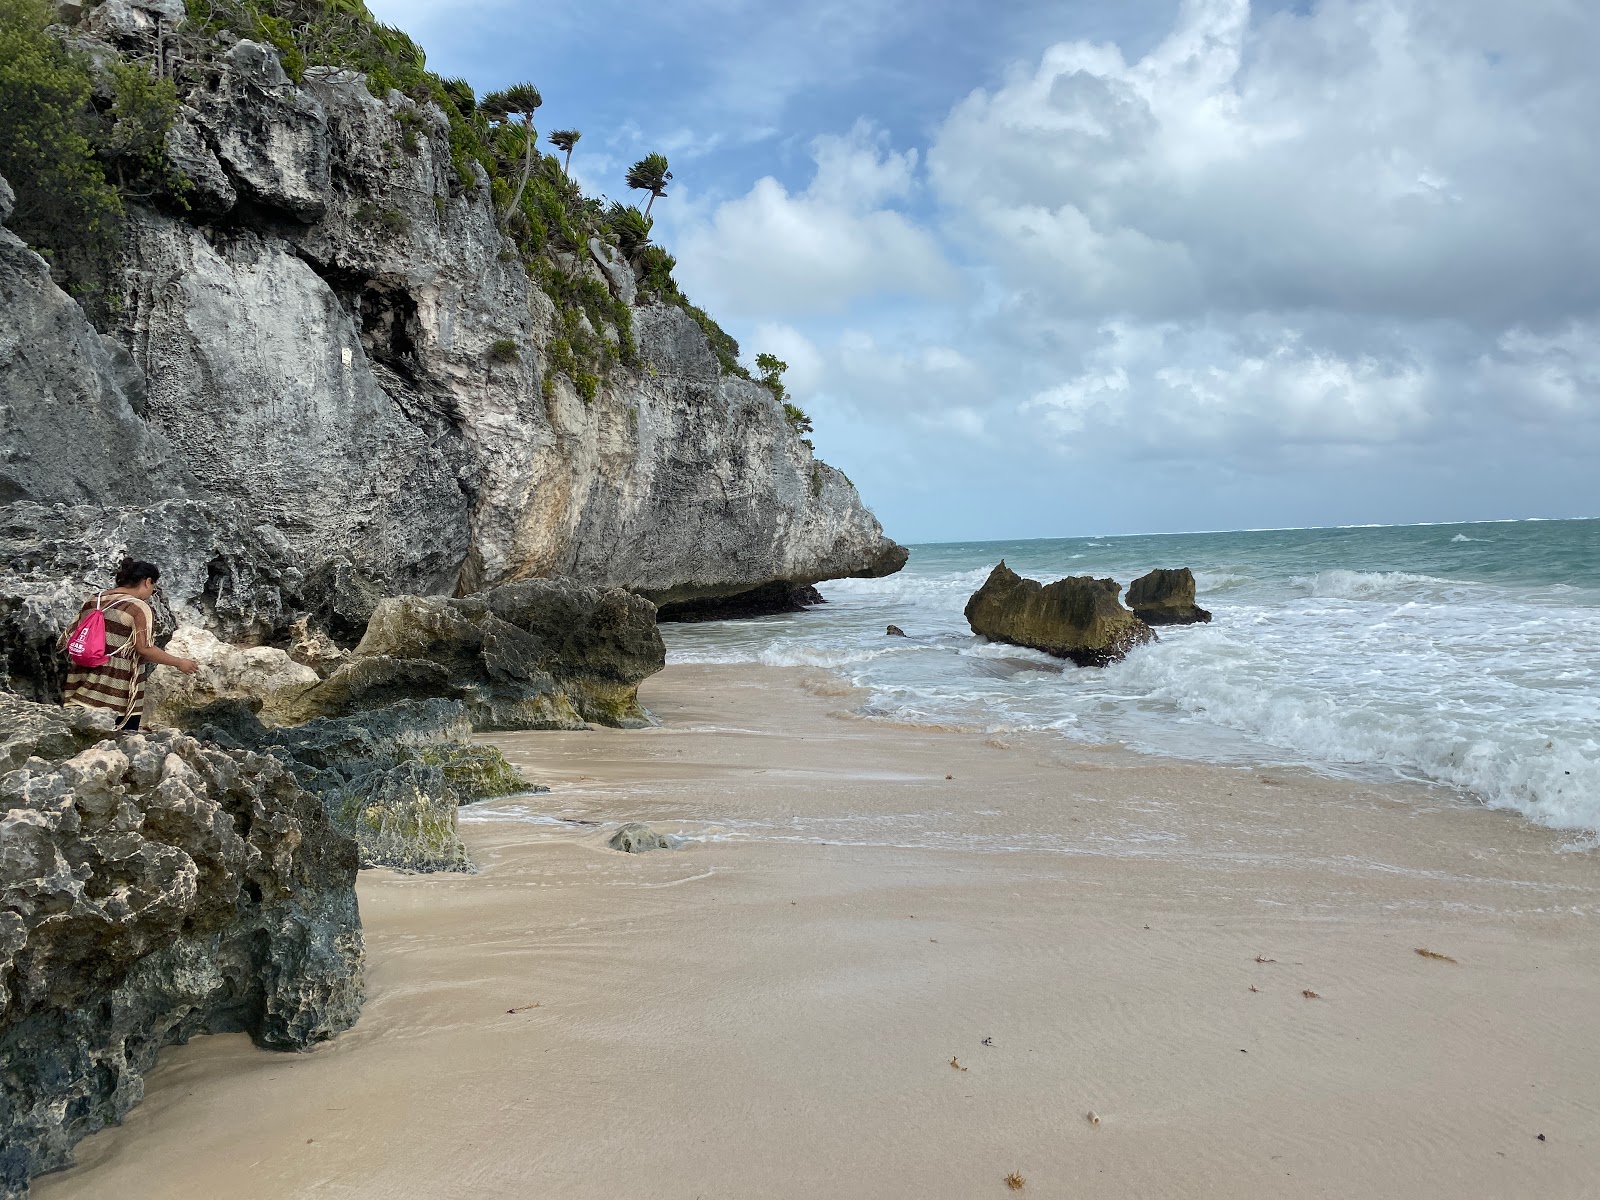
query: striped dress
[{"left": 60, "top": 593, "right": 154, "bottom": 728}]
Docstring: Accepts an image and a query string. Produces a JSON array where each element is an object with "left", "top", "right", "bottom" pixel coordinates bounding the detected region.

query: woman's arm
[{"left": 135, "top": 641, "right": 200, "bottom": 674}]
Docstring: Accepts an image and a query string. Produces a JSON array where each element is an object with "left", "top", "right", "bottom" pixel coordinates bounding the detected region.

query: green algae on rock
[{"left": 964, "top": 562, "right": 1156, "bottom": 667}]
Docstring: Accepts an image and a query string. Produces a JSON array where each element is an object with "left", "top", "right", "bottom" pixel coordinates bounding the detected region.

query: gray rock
[
  {"left": 117, "top": 211, "right": 468, "bottom": 598},
  {"left": 1126, "top": 568, "right": 1212, "bottom": 626},
  {"left": 0, "top": 215, "right": 191, "bottom": 506},
  {"left": 83, "top": 0, "right": 183, "bottom": 47},
  {"left": 0, "top": 172, "right": 13, "bottom": 224},
  {"left": 965, "top": 562, "right": 1156, "bottom": 667},
  {"left": 191, "top": 40, "right": 330, "bottom": 220},
  {"left": 0, "top": 695, "right": 363, "bottom": 1197},
  {"left": 886, "top": 624, "right": 907, "bottom": 637},
  {"left": 163, "top": 110, "right": 236, "bottom": 214},
  {"left": 588, "top": 237, "right": 636, "bottom": 306},
  {"left": 608, "top": 822, "right": 672, "bottom": 853}
]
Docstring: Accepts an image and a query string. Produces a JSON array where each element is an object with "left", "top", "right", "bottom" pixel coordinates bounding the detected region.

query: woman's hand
[{"left": 175, "top": 657, "right": 200, "bottom": 675}]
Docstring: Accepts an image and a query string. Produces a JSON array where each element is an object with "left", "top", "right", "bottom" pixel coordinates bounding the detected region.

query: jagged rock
[
  {"left": 143, "top": 625, "right": 320, "bottom": 728},
  {"left": 282, "top": 581, "right": 664, "bottom": 731},
  {"left": 655, "top": 581, "right": 825, "bottom": 622},
  {"left": 286, "top": 615, "right": 350, "bottom": 678},
  {"left": 0, "top": 695, "right": 363, "bottom": 1196},
  {"left": 117, "top": 211, "right": 469, "bottom": 599},
  {"left": 964, "top": 562, "right": 1156, "bottom": 667},
  {"left": 608, "top": 822, "right": 672, "bottom": 853},
  {"left": 886, "top": 625, "right": 907, "bottom": 637},
  {"left": 163, "top": 110, "right": 237, "bottom": 214},
  {"left": 191, "top": 40, "right": 330, "bottom": 220},
  {"left": 0, "top": 500, "right": 302, "bottom": 704},
  {"left": 1126, "top": 568, "right": 1212, "bottom": 626},
  {"left": 83, "top": 0, "right": 182, "bottom": 48},
  {"left": 185, "top": 697, "right": 524, "bottom": 872},
  {"left": 0, "top": 173, "right": 13, "bottom": 224},
  {"left": 588, "top": 237, "right": 636, "bottom": 306},
  {"left": 0, "top": 200, "right": 190, "bottom": 506}
]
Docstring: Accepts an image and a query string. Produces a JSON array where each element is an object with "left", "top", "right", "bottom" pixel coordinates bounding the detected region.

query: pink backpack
[{"left": 65, "top": 593, "right": 132, "bottom": 669}]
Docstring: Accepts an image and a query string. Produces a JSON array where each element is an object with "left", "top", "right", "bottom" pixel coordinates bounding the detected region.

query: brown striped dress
[{"left": 60, "top": 592, "right": 154, "bottom": 729}]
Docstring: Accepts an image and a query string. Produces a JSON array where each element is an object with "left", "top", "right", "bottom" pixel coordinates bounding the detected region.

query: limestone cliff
[{"left": 0, "top": 4, "right": 905, "bottom": 627}]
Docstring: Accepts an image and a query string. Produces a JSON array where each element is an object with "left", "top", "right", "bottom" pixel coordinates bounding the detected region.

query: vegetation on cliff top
[{"left": 0, "top": 0, "right": 792, "bottom": 397}]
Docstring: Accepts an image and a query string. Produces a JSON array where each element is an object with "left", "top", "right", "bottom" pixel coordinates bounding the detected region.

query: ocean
[{"left": 665, "top": 519, "right": 1600, "bottom": 842}]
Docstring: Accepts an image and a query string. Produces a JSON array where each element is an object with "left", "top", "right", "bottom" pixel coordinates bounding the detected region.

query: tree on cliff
[
  {"left": 756, "top": 353, "right": 813, "bottom": 437},
  {"left": 481, "top": 82, "right": 541, "bottom": 220},
  {"left": 548, "top": 128, "right": 580, "bottom": 176},
  {"left": 626, "top": 152, "right": 672, "bottom": 216},
  {"left": 0, "top": 0, "right": 123, "bottom": 304}
]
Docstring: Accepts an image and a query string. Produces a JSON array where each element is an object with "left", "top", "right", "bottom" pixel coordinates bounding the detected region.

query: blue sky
[{"left": 369, "top": 0, "right": 1600, "bottom": 543}]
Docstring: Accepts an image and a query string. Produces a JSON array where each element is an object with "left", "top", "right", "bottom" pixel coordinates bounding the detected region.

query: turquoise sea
[{"left": 665, "top": 519, "right": 1600, "bottom": 841}]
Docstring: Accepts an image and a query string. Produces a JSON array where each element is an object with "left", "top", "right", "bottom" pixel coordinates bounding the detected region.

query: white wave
[
  {"left": 1290, "top": 569, "right": 1455, "bottom": 600},
  {"left": 1451, "top": 533, "right": 1477, "bottom": 543}
]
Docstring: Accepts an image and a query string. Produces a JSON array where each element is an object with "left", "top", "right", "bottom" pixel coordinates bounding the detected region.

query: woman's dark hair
[{"left": 114, "top": 558, "right": 161, "bottom": 587}]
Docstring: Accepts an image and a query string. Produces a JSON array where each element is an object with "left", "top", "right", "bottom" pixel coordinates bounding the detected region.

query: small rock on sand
[{"left": 608, "top": 823, "right": 674, "bottom": 853}]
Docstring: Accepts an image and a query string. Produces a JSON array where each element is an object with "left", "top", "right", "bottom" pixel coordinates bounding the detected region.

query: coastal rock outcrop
[
  {"left": 0, "top": 695, "right": 363, "bottom": 1196},
  {"left": 185, "top": 698, "right": 526, "bottom": 872},
  {"left": 1, "top": 4, "right": 907, "bottom": 614},
  {"left": 1126, "top": 568, "right": 1212, "bottom": 626},
  {"left": 283, "top": 580, "right": 665, "bottom": 731},
  {"left": 964, "top": 563, "right": 1156, "bottom": 667}
]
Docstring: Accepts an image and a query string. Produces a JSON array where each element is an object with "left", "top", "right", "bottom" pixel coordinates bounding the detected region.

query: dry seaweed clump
[{"left": 1004, "top": 1171, "right": 1026, "bottom": 1190}]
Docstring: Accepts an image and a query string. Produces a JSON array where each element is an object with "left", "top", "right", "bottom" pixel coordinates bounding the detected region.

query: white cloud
[
  {"left": 671, "top": 122, "right": 956, "bottom": 317},
  {"left": 928, "top": 0, "right": 1600, "bottom": 326}
]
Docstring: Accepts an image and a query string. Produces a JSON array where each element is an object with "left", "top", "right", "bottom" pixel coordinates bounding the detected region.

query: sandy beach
[{"left": 35, "top": 663, "right": 1600, "bottom": 1199}]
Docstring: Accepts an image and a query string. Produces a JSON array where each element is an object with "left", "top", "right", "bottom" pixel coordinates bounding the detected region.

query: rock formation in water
[
  {"left": 964, "top": 562, "right": 1156, "bottom": 667},
  {"left": 1126, "top": 568, "right": 1212, "bottom": 626},
  {"left": 0, "top": 695, "right": 364, "bottom": 1196}
]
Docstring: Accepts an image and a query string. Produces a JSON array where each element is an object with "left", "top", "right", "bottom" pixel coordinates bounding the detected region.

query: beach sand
[{"left": 35, "top": 663, "right": 1600, "bottom": 1199}]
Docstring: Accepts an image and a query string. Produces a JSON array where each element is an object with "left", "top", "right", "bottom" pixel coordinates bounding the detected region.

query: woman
[{"left": 61, "top": 558, "right": 199, "bottom": 731}]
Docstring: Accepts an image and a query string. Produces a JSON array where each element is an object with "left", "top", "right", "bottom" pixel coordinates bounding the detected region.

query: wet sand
[{"left": 36, "top": 663, "right": 1600, "bottom": 1198}]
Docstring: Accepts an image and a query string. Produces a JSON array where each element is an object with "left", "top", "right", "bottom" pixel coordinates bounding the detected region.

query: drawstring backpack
[{"left": 65, "top": 592, "right": 135, "bottom": 669}]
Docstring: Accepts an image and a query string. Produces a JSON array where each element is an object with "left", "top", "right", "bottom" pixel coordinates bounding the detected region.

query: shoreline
[{"left": 36, "top": 663, "right": 1600, "bottom": 1199}]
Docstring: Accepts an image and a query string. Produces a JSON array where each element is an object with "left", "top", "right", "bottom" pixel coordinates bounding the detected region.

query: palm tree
[
  {"left": 626, "top": 152, "right": 672, "bottom": 216},
  {"left": 548, "top": 129, "right": 581, "bottom": 177},
  {"left": 480, "top": 82, "right": 542, "bottom": 219}
]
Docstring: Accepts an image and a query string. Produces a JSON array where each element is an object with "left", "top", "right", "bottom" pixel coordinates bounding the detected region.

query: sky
[{"left": 367, "top": 0, "right": 1600, "bottom": 543}]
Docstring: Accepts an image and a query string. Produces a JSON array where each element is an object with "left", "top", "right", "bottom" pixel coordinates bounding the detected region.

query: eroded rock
[
  {"left": 964, "top": 562, "right": 1155, "bottom": 667},
  {"left": 0, "top": 695, "right": 363, "bottom": 1195},
  {"left": 285, "top": 582, "right": 665, "bottom": 731},
  {"left": 184, "top": 698, "right": 526, "bottom": 873},
  {"left": 1126, "top": 568, "right": 1212, "bottom": 626}
]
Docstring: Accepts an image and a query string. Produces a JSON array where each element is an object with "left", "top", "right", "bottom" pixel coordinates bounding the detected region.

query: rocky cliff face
[
  {"left": 0, "top": 695, "right": 363, "bottom": 1196},
  {"left": 0, "top": 6, "right": 905, "bottom": 619}
]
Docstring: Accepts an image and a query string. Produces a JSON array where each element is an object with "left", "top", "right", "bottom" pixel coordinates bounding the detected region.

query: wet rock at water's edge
[
  {"left": 608, "top": 823, "right": 673, "bottom": 853},
  {"left": 963, "top": 562, "right": 1155, "bottom": 667},
  {"left": 886, "top": 625, "right": 907, "bottom": 637},
  {"left": 1126, "top": 568, "right": 1212, "bottom": 626}
]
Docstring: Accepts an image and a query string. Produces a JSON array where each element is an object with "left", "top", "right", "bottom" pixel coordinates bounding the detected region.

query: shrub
[
  {"left": 0, "top": 0, "right": 123, "bottom": 305},
  {"left": 488, "top": 337, "right": 519, "bottom": 364}
]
